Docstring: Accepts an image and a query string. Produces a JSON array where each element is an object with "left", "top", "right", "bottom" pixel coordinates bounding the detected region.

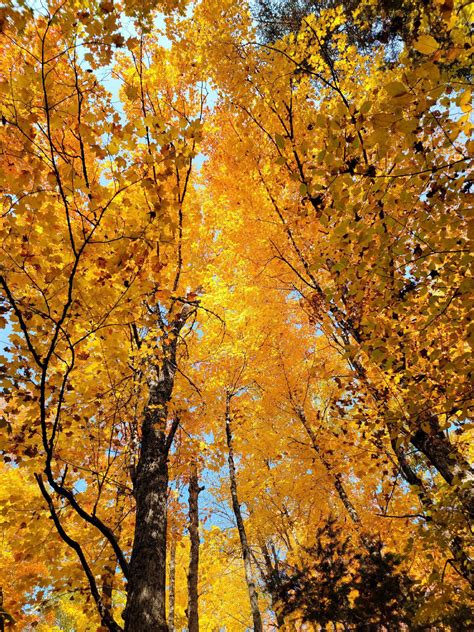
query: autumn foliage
[{"left": 0, "top": 0, "right": 472, "bottom": 630}]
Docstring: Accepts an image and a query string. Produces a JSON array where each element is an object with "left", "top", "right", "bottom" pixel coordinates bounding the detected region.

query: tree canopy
[{"left": 0, "top": 0, "right": 472, "bottom": 630}]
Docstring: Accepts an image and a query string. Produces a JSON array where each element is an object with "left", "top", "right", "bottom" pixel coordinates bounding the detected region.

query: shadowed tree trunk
[
  {"left": 263, "top": 181, "right": 473, "bottom": 518},
  {"left": 124, "top": 305, "right": 193, "bottom": 632},
  {"left": 388, "top": 430, "right": 474, "bottom": 587},
  {"left": 101, "top": 562, "right": 114, "bottom": 614},
  {"left": 410, "top": 419, "right": 474, "bottom": 518},
  {"left": 225, "top": 391, "right": 264, "bottom": 632},
  {"left": 345, "top": 337, "right": 473, "bottom": 519},
  {"left": 187, "top": 461, "right": 202, "bottom": 632},
  {"left": 258, "top": 540, "right": 286, "bottom": 628},
  {"left": 343, "top": 355, "right": 474, "bottom": 584},
  {"left": 123, "top": 389, "right": 173, "bottom": 632}
]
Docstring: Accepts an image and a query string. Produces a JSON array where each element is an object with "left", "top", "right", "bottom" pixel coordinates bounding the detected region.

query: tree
[
  {"left": 252, "top": 0, "right": 468, "bottom": 62},
  {"left": 225, "top": 385, "right": 264, "bottom": 632},
  {"left": 1, "top": 0, "right": 205, "bottom": 628},
  {"left": 193, "top": 0, "right": 473, "bottom": 583},
  {"left": 1, "top": 0, "right": 472, "bottom": 629},
  {"left": 186, "top": 461, "right": 202, "bottom": 632},
  {"left": 272, "top": 517, "right": 423, "bottom": 629}
]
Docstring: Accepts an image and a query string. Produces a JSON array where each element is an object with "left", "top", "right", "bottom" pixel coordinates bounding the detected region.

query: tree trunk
[
  {"left": 124, "top": 305, "right": 191, "bottom": 631},
  {"left": 410, "top": 422, "right": 474, "bottom": 518},
  {"left": 124, "top": 380, "right": 172, "bottom": 632},
  {"left": 187, "top": 462, "right": 201, "bottom": 632},
  {"left": 168, "top": 539, "right": 176, "bottom": 632},
  {"left": 102, "top": 560, "right": 115, "bottom": 614},
  {"left": 323, "top": 290, "right": 474, "bottom": 517},
  {"left": 348, "top": 354, "right": 474, "bottom": 521},
  {"left": 389, "top": 434, "right": 474, "bottom": 587},
  {"left": 225, "top": 393, "right": 264, "bottom": 632},
  {"left": 259, "top": 540, "right": 285, "bottom": 628},
  {"left": 294, "top": 404, "right": 361, "bottom": 525}
]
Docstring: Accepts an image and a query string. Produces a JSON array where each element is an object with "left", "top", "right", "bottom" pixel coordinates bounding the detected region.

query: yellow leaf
[
  {"left": 275, "top": 133, "right": 285, "bottom": 149},
  {"left": 458, "top": 89, "right": 472, "bottom": 113},
  {"left": 385, "top": 81, "right": 409, "bottom": 97},
  {"left": 413, "top": 34, "right": 439, "bottom": 55}
]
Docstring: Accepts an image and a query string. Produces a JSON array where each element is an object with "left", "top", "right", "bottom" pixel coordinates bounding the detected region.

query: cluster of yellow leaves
[{"left": 0, "top": 0, "right": 472, "bottom": 629}]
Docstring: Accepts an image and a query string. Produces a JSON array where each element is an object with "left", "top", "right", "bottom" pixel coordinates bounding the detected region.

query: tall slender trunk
[
  {"left": 273, "top": 174, "right": 472, "bottom": 513},
  {"left": 350, "top": 348, "right": 474, "bottom": 518},
  {"left": 348, "top": 352, "right": 474, "bottom": 531},
  {"left": 187, "top": 462, "right": 201, "bottom": 632},
  {"left": 225, "top": 393, "right": 263, "bottom": 632},
  {"left": 294, "top": 404, "right": 361, "bottom": 526},
  {"left": 168, "top": 539, "right": 176, "bottom": 632},
  {"left": 294, "top": 404, "right": 400, "bottom": 565},
  {"left": 316, "top": 276, "right": 473, "bottom": 515}
]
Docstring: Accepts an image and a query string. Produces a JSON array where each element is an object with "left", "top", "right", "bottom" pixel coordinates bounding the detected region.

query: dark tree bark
[
  {"left": 123, "top": 394, "right": 171, "bottom": 632},
  {"left": 102, "top": 561, "right": 115, "bottom": 614},
  {"left": 260, "top": 183, "right": 473, "bottom": 518},
  {"left": 225, "top": 392, "right": 264, "bottom": 632},
  {"left": 259, "top": 540, "right": 286, "bottom": 628},
  {"left": 187, "top": 462, "right": 202, "bottom": 632},
  {"left": 124, "top": 305, "right": 193, "bottom": 632},
  {"left": 348, "top": 344, "right": 474, "bottom": 519},
  {"left": 389, "top": 433, "right": 474, "bottom": 588},
  {"left": 410, "top": 421, "right": 474, "bottom": 519},
  {"left": 168, "top": 539, "right": 176, "bottom": 632}
]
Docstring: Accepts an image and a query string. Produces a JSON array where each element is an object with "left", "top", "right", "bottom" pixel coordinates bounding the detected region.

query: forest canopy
[{"left": 0, "top": 0, "right": 472, "bottom": 630}]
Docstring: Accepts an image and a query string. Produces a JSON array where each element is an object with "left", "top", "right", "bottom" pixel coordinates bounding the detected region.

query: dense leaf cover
[{"left": 0, "top": 0, "right": 472, "bottom": 629}]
